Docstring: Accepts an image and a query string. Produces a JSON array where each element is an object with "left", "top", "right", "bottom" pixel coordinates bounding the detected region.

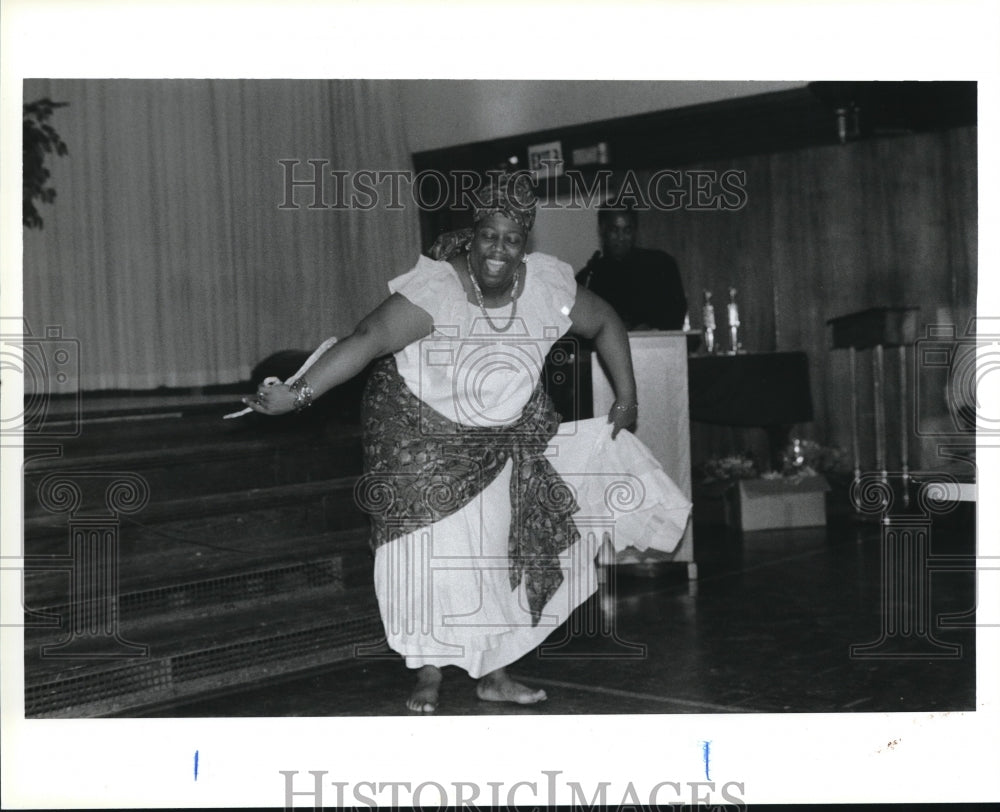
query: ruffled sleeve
[
  {"left": 524, "top": 252, "right": 577, "bottom": 334},
  {"left": 387, "top": 255, "right": 464, "bottom": 324}
]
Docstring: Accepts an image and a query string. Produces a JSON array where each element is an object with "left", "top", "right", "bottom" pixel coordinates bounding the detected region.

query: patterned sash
[{"left": 356, "top": 355, "right": 579, "bottom": 625}]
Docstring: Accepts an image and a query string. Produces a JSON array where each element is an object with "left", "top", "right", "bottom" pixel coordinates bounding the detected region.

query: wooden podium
[
  {"left": 592, "top": 330, "right": 696, "bottom": 579},
  {"left": 827, "top": 306, "right": 919, "bottom": 499}
]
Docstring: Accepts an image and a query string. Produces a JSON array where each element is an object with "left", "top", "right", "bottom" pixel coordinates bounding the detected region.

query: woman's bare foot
[
  {"left": 407, "top": 665, "right": 442, "bottom": 712},
  {"left": 476, "top": 667, "right": 547, "bottom": 705}
]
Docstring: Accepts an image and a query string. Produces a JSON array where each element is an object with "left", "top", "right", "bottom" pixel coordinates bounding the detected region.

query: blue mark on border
[
  {"left": 702, "top": 740, "right": 711, "bottom": 781},
  {"left": 194, "top": 750, "right": 199, "bottom": 781}
]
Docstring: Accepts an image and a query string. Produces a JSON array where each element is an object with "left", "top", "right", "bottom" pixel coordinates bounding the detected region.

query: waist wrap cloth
[{"left": 358, "top": 356, "right": 578, "bottom": 626}]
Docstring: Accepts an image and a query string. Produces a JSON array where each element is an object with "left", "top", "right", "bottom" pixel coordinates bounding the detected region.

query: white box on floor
[{"left": 737, "top": 475, "right": 829, "bottom": 531}]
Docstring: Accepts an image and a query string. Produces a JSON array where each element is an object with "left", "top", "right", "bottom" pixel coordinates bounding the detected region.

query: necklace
[{"left": 468, "top": 261, "right": 521, "bottom": 332}]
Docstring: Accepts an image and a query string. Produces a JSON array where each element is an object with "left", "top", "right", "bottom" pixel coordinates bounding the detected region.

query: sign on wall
[{"left": 527, "top": 140, "right": 564, "bottom": 179}]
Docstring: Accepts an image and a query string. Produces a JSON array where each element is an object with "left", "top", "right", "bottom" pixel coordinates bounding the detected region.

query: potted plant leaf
[{"left": 23, "top": 98, "right": 69, "bottom": 229}]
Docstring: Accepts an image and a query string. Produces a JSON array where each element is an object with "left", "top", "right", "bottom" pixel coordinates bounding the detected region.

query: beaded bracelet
[{"left": 290, "top": 378, "right": 314, "bottom": 412}]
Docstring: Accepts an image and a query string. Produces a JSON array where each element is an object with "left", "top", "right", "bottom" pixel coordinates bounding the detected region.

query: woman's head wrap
[
  {"left": 427, "top": 171, "right": 538, "bottom": 261},
  {"left": 471, "top": 171, "right": 537, "bottom": 232}
]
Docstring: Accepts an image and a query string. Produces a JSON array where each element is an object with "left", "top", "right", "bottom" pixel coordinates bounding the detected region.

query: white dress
[{"left": 371, "top": 253, "right": 690, "bottom": 677}]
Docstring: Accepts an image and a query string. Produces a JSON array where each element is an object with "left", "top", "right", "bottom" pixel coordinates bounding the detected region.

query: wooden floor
[{"left": 135, "top": 510, "right": 977, "bottom": 718}]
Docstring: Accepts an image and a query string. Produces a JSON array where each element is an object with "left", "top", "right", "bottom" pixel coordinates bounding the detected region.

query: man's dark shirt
[{"left": 576, "top": 247, "right": 687, "bottom": 330}]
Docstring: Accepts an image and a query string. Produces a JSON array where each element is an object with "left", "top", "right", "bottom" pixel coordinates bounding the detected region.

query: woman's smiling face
[{"left": 469, "top": 213, "right": 526, "bottom": 293}]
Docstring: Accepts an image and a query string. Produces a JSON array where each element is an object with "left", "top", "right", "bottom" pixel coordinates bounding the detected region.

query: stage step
[
  {"left": 21, "top": 399, "right": 383, "bottom": 717},
  {"left": 25, "top": 474, "right": 367, "bottom": 542},
  {"left": 25, "top": 549, "right": 372, "bottom": 633},
  {"left": 23, "top": 526, "right": 373, "bottom": 613},
  {"left": 23, "top": 423, "right": 364, "bottom": 519},
  {"left": 23, "top": 475, "right": 371, "bottom": 610},
  {"left": 24, "top": 525, "right": 381, "bottom": 717},
  {"left": 24, "top": 586, "right": 383, "bottom": 718},
  {"left": 36, "top": 402, "right": 326, "bottom": 451}
]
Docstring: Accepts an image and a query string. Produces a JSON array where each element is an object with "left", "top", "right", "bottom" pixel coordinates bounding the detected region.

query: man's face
[{"left": 601, "top": 213, "right": 636, "bottom": 261}]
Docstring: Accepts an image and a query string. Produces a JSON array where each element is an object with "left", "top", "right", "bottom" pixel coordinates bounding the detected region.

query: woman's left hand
[
  {"left": 607, "top": 398, "right": 637, "bottom": 439},
  {"left": 242, "top": 378, "right": 297, "bottom": 416}
]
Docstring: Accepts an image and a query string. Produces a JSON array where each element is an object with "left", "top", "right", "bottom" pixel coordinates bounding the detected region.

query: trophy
[
  {"left": 702, "top": 290, "right": 716, "bottom": 354},
  {"left": 727, "top": 286, "right": 741, "bottom": 354}
]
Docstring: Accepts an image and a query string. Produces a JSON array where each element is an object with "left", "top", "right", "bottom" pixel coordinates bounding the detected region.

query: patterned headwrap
[
  {"left": 428, "top": 171, "right": 538, "bottom": 261},
  {"left": 471, "top": 170, "right": 538, "bottom": 232}
]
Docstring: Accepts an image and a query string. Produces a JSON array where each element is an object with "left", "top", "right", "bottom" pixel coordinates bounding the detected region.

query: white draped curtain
[{"left": 22, "top": 79, "right": 421, "bottom": 390}]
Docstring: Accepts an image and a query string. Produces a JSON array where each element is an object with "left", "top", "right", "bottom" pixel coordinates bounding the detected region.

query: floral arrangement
[
  {"left": 775, "top": 439, "right": 847, "bottom": 478},
  {"left": 701, "top": 440, "right": 846, "bottom": 485},
  {"left": 700, "top": 455, "right": 759, "bottom": 484}
]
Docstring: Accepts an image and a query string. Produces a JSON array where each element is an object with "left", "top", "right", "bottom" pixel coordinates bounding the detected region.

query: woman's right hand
[{"left": 242, "top": 378, "right": 297, "bottom": 416}]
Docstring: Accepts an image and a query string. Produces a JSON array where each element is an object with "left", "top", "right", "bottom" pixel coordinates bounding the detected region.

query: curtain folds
[{"left": 23, "top": 79, "right": 420, "bottom": 391}]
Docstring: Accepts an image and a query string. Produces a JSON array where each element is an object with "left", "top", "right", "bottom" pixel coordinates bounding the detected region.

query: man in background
[
  {"left": 545, "top": 201, "right": 687, "bottom": 421},
  {"left": 577, "top": 201, "right": 687, "bottom": 330}
]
